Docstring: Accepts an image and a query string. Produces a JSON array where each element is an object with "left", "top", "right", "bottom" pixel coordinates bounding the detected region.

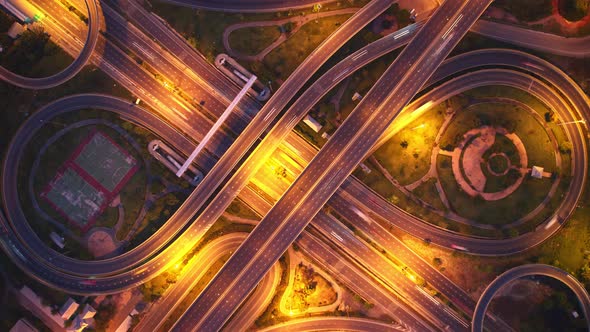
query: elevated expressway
[
  {"left": 0, "top": 0, "right": 588, "bottom": 328},
  {"left": 154, "top": 0, "right": 332, "bottom": 12},
  {"left": 0, "top": 3, "right": 588, "bottom": 330},
  {"left": 1, "top": 45, "right": 587, "bottom": 332},
  {"left": 1, "top": 0, "right": 392, "bottom": 278},
  {"left": 471, "top": 20, "right": 590, "bottom": 58},
  {"left": 171, "top": 0, "right": 498, "bottom": 330},
  {"left": 472, "top": 264, "right": 590, "bottom": 332},
  {"left": 1, "top": 17, "right": 587, "bottom": 308},
  {"left": 0, "top": 0, "right": 393, "bottom": 286},
  {"left": 23, "top": 0, "right": 589, "bottom": 257},
  {"left": 259, "top": 317, "right": 408, "bottom": 332},
  {"left": 0, "top": 0, "right": 99, "bottom": 88},
  {"left": 226, "top": 65, "right": 580, "bottom": 332}
]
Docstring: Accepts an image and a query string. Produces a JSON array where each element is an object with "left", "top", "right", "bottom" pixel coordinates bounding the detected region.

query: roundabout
[
  {"left": 472, "top": 264, "right": 590, "bottom": 332},
  {"left": 430, "top": 97, "right": 566, "bottom": 230}
]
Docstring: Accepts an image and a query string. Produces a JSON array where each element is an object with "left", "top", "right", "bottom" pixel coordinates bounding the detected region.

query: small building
[
  {"left": 531, "top": 166, "right": 544, "bottom": 179},
  {"left": 79, "top": 304, "right": 96, "bottom": 319},
  {"left": 303, "top": 115, "right": 323, "bottom": 133},
  {"left": 7, "top": 22, "right": 24, "bottom": 39},
  {"left": 18, "top": 286, "right": 65, "bottom": 329},
  {"left": 9, "top": 319, "right": 38, "bottom": 332},
  {"left": 59, "top": 298, "right": 79, "bottom": 320}
]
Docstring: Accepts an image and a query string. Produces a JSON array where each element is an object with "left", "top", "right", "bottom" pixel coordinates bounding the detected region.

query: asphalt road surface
[
  {"left": 0, "top": 0, "right": 99, "bottom": 88},
  {"left": 472, "top": 264, "right": 590, "bottom": 332}
]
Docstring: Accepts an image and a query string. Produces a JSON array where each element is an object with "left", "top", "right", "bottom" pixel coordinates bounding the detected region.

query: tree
[
  {"left": 5, "top": 26, "right": 50, "bottom": 74},
  {"left": 433, "top": 257, "right": 443, "bottom": 266},
  {"left": 559, "top": 141, "right": 573, "bottom": 154},
  {"left": 397, "top": 9, "right": 412, "bottom": 28},
  {"left": 579, "top": 263, "right": 590, "bottom": 285},
  {"left": 381, "top": 19, "right": 393, "bottom": 30},
  {"left": 545, "top": 111, "right": 555, "bottom": 122},
  {"left": 283, "top": 21, "right": 296, "bottom": 34}
]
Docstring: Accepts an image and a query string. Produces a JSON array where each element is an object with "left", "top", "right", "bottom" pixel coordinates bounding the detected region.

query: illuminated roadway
[
  {"left": 472, "top": 264, "right": 590, "bottom": 332},
  {"left": 20, "top": 0, "right": 588, "bottom": 262},
  {"left": 5, "top": 37, "right": 588, "bottom": 304},
  {"left": 171, "top": 0, "right": 495, "bottom": 330},
  {"left": 1, "top": 6, "right": 588, "bottom": 330},
  {"left": 0, "top": 0, "right": 99, "bottom": 88},
  {"left": 1, "top": 26, "right": 588, "bottom": 332},
  {"left": 2, "top": 23, "right": 587, "bottom": 331},
  {"left": 259, "top": 317, "right": 408, "bottom": 332},
  {"left": 471, "top": 20, "right": 590, "bottom": 58},
  {"left": 233, "top": 65, "right": 578, "bottom": 331},
  {"left": 0, "top": 1, "right": 588, "bottom": 330},
  {"left": 1, "top": 0, "right": 391, "bottom": 279}
]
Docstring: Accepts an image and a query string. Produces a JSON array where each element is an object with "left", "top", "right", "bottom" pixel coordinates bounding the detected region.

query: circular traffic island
[
  {"left": 435, "top": 97, "right": 569, "bottom": 233},
  {"left": 473, "top": 265, "right": 590, "bottom": 332}
]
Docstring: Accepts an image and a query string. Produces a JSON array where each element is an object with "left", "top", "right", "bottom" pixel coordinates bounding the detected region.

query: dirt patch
[{"left": 87, "top": 229, "right": 117, "bottom": 258}]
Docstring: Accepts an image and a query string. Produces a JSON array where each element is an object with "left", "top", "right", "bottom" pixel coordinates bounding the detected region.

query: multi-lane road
[
  {"left": 171, "top": 1, "right": 496, "bottom": 330},
  {"left": 0, "top": 0, "right": 99, "bottom": 88},
  {"left": 2, "top": 0, "right": 590, "bottom": 330},
  {"left": 2, "top": 37, "right": 588, "bottom": 305},
  {"left": 1, "top": 0, "right": 391, "bottom": 279}
]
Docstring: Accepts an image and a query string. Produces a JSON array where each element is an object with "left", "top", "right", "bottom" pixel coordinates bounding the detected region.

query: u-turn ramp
[{"left": 0, "top": 0, "right": 99, "bottom": 89}]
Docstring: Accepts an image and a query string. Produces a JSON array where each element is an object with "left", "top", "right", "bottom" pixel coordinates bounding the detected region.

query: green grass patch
[
  {"left": 373, "top": 104, "right": 447, "bottom": 185},
  {"left": 151, "top": 2, "right": 367, "bottom": 64},
  {"left": 440, "top": 101, "right": 557, "bottom": 172},
  {"left": 412, "top": 178, "right": 447, "bottom": 211},
  {"left": 228, "top": 26, "right": 281, "bottom": 56},
  {"left": 260, "top": 14, "right": 352, "bottom": 82},
  {"left": 437, "top": 154, "right": 554, "bottom": 226},
  {"left": 352, "top": 163, "right": 396, "bottom": 199}
]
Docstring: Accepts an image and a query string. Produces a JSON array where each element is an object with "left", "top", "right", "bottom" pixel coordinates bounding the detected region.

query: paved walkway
[
  {"left": 448, "top": 126, "right": 528, "bottom": 201},
  {"left": 223, "top": 8, "right": 358, "bottom": 62},
  {"left": 394, "top": 97, "right": 565, "bottom": 231}
]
